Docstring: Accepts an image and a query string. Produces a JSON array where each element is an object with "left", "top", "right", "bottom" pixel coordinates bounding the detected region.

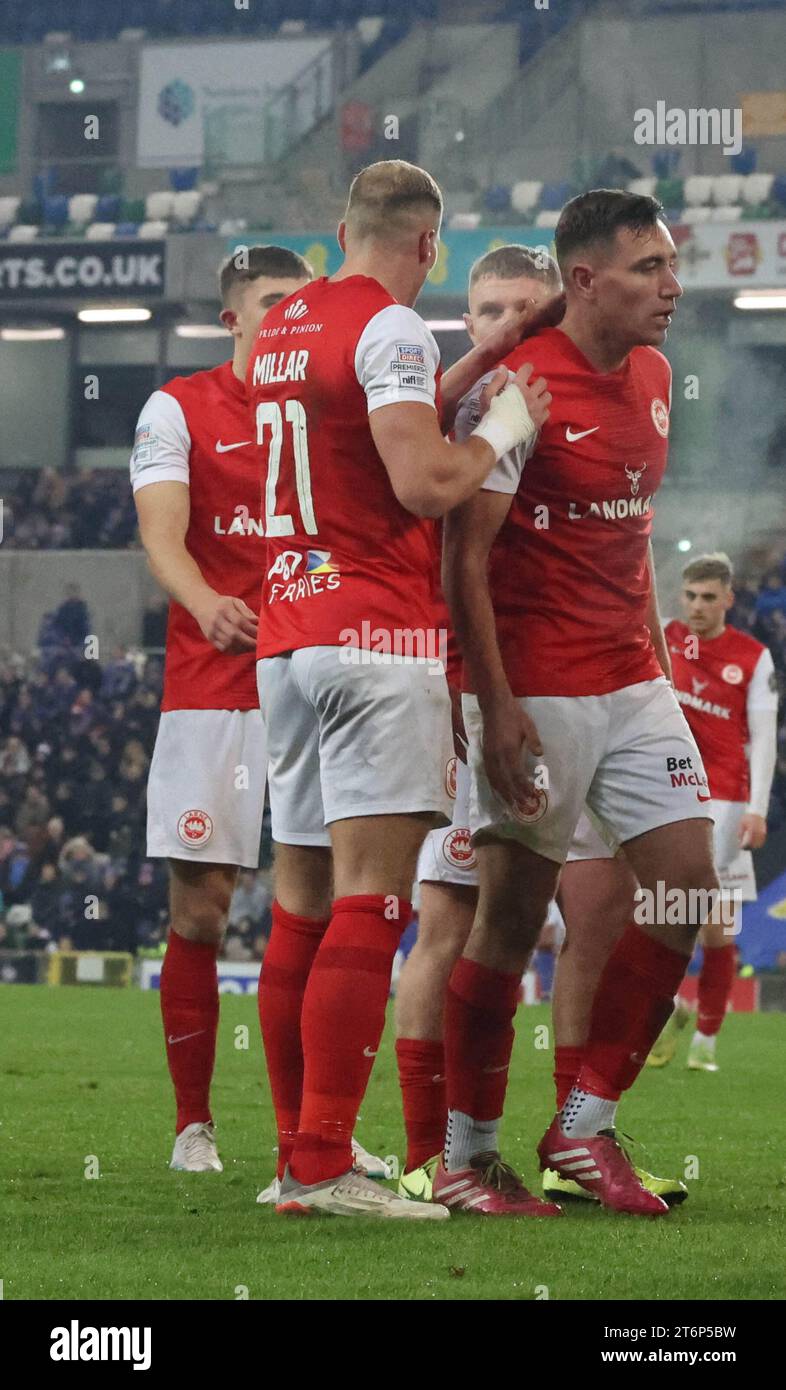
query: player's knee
[{"left": 171, "top": 894, "right": 229, "bottom": 944}]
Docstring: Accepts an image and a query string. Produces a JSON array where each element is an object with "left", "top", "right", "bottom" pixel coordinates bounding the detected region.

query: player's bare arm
[
  {"left": 645, "top": 541, "right": 672, "bottom": 683},
  {"left": 369, "top": 362, "right": 550, "bottom": 518},
  {"left": 443, "top": 488, "right": 543, "bottom": 809},
  {"left": 439, "top": 292, "right": 565, "bottom": 433},
  {"left": 135, "top": 480, "right": 257, "bottom": 654}
]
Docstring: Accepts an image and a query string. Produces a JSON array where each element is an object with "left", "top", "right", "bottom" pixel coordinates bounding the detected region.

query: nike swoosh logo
[
  {"left": 167, "top": 1030, "right": 206, "bottom": 1045},
  {"left": 565, "top": 426, "right": 600, "bottom": 442},
  {"left": 215, "top": 440, "right": 252, "bottom": 452},
  {"left": 696, "top": 792, "right": 712, "bottom": 803},
  {"left": 431, "top": 1074, "right": 446, "bottom": 1083},
  {"left": 363, "top": 1046, "right": 377, "bottom": 1058}
]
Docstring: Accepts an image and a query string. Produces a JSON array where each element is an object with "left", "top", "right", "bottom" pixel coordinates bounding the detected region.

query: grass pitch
[{"left": 2, "top": 984, "right": 784, "bottom": 1302}]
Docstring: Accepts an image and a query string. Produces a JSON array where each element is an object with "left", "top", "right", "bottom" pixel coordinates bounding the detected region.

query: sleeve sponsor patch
[
  {"left": 390, "top": 342, "right": 428, "bottom": 389},
  {"left": 132, "top": 423, "right": 156, "bottom": 468}
]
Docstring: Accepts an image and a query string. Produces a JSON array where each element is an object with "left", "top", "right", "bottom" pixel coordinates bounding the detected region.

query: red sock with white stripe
[
  {"left": 696, "top": 943, "right": 736, "bottom": 1036},
  {"left": 160, "top": 929, "right": 219, "bottom": 1134},
  {"left": 443, "top": 957, "right": 520, "bottom": 1171},
  {"left": 257, "top": 900, "right": 328, "bottom": 1179},
  {"left": 561, "top": 924, "right": 689, "bottom": 1136},
  {"left": 395, "top": 1038, "right": 447, "bottom": 1172},
  {"left": 290, "top": 895, "right": 407, "bottom": 1187}
]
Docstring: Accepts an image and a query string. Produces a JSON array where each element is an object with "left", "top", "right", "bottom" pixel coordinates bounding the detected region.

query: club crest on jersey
[
  {"left": 442, "top": 827, "right": 477, "bottom": 871},
  {"left": 651, "top": 398, "right": 669, "bottom": 437},
  {"left": 445, "top": 755, "right": 457, "bottom": 799},
  {"left": 624, "top": 462, "right": 647, "bottom": 497},
  {"left": 177, "top": 809, "right": 214, "bottom": 847},
  {"left": 722, "top": 663, "right": 744, "bottom": 685},
  {"left": 510, "top": 788, "right": 548, "bottom": 824}
]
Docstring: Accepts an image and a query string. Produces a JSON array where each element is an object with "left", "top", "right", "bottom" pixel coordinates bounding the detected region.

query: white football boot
[
  {"left": 170, "top": 1121, "right": 223, "bottom": 1172},
  {"left": 257, "top": 1137, "right": 391, "bottom": 1203},
  {"left": 351, "top": 1138, "right": 393, "bottom": 1180},
  {"left": 275, "top": 1167, "right": 449, "bottom": 1219}
]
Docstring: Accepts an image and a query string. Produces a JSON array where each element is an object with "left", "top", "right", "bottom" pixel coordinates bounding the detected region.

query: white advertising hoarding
[{"left": 137, "top": 39, "right": 332, "bottom": 168}]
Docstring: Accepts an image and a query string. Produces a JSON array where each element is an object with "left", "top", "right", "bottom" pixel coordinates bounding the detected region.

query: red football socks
[
  {"left": 257, "top": 900, "right": 328, "bottom": 1178},
  {"left": 554, "top": 1043, "right": 585, "bottom": 1110},
  {"left": 445, "top": 956, "right": 521, "bottom": 1121},
  {"left": 395, "top": 1037, "right": 447, "bottom": 1172},
  {"left": 160, "top": 929, "right": 219, "bottom": 1134},
  {"left": 290, "top": 895, "right": 407, "bottom": 1187},
  {"left": 697, "top": 944, "right": 737, "bottom": 1036},
  {"left": 578, "top": 924, "right": 690, "bottom": 1100}
]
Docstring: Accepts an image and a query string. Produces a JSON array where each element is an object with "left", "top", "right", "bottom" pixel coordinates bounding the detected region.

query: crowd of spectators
[
  {"left": 1, "top": 468, "right": 138, "bottom": 550},
  {"left": 2, "top": 559, "right": 786, "bottom": 972},
  {"left": 0, "top": 595, "right": 273, "bottom": 964}
]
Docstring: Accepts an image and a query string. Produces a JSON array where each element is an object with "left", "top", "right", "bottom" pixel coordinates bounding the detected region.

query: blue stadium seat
[
  {"left": 114, "top": 222, "right": 139, "bottom": 238},
  {"left": 42, "top": 194, "right": 69, "bottom": 230},
  {"left": 485, "top": 184, "right": 512, "bottom": 215},
  {"left": 169, "top": 168, "right": 200, "bottom": 192},
  {"left": 95, "top": 193, "right": 121, "bottom": 222},
  {"left": 540, "top": 180, "right": 573, "bottom": 211}
]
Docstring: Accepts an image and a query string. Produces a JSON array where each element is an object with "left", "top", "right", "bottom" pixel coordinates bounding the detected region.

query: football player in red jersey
[
  {"left": 440, "top": 189, "right": 719, "bottom": 1217},
  {"left": 132, "top": 245, "right": 335, "bottom": 1176},
  {"left": 647, "top": 552, "right": 778, "bottom": 1070},
  {"left": 248, "top": 159, "right": 551, "bottom": 1219}
]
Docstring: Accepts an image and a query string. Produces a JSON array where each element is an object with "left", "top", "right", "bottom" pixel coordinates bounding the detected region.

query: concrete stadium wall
[{"left": 0, "top": 550, "right": 161, "bottom": 655}]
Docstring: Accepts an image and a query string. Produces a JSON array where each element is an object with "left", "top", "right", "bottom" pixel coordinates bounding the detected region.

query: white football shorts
[
  {"left": 146, "top": 708, "right": 268, "bottom": 868},
  {"left": 463, "top": 677, "right": 713, "bottom": 865},
  {"left": 257, "top": 646, "right": 453, "bottom": 844},
  {"left": 417, "top": 754, "right": 478, "bottom": 886}
]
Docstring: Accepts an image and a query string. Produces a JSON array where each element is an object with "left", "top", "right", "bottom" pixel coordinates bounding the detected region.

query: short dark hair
[
  {"left": 469, "top": 243, "right": 560, "bottom": 292},
  {"left": 682, "top": 552, "right": 733, "bottom": 587},
  {"left": 555, "top": 189, "right": 664, "bottom": 271},
  {"left": 218, "top": 244, "right": 313, "bottom": 304}
]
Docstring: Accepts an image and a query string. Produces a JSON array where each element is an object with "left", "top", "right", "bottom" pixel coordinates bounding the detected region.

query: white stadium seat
[
  {"left": 171, "top": 190, "right": 202, "bottom": 226},
  {"left": 682, "top": 175, "right": 713, "bottom": 207},
  {"left": 742, "top": 172, "right": 774, "bottom": 205},
  {"left": 145, "top": 191, "right": 175, "bottom": 221},
  {"left": 7, "top": 224, "right": 39, "bottom": 241},
  {"left": 627, "top": 177, "right": 657, "bottom": 198},
  {"left": 68, "top": 193, "right": 98, "bottom": 225},
  {"left": 711, "top": 174, "right": 743, "bottom": 206},
  {"left": 511, "top": 180, "right": 543, "bottom": 216},
  {"left": 711, "top": 204, "right": 743, "bottom": 222},
  {"left": 448, "top": 211, "right": 482, "bottom": 229},
  {"left": 680, "top": 205, "right": 712, "bottom": 224},
  {"left": 0, "top": 195, "right": 21, "bottom": 228},
  {"left": 138, "top": 220, "right": 169, "bottom": 238},
  {"left": 535, "top": 209, "right": 560, "bottom": 229},
  {"left": 85, "top": 222, "right": 117, "bottom": 240}
]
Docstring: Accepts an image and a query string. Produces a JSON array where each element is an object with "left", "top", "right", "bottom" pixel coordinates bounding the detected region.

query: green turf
[{"left": 2, "top": 985, "right": 784, "bottom": 1301}]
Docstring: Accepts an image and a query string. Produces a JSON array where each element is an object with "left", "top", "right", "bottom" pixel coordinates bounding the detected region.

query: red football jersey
[
  {"left": 459, "top": 327, "right": 672, "bottom": 697},
  {"left": 665, "top": 619, "right": 776, "bottom": 801},
  {"left": 131, "top": 361, "right": 263, "bottom": 712},
  {"left": 247, "top": 276, "right": 442, "bottom": 660}
]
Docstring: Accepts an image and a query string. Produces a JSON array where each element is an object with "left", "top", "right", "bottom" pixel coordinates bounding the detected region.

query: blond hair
[
  {"left": 682, "top": 552, "right": 734, "bottom": 586},
  {"left": 344, "top": 160, "right": 443, "bottom": 244}
]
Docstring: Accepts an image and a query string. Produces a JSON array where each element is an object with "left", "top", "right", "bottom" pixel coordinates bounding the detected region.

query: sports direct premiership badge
[{"left": 177, "top": 809, "right": 214, "bottom": 847}]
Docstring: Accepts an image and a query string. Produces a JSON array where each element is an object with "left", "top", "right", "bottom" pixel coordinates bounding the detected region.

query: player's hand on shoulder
[
  {"left": 195, "top": 594, "right": 258, "bottom": 654},
  {"left": 511, "top": 362, "right": 551, "bottom": 431},
  {"left": 479, "top": 294, "right": 566, "bottom": 368},
  {"left": 480, "top": 691, "right": 544, "bottom": 811},
  {"left": 739, "top": 811, "right": 767, "bottom": 850}
]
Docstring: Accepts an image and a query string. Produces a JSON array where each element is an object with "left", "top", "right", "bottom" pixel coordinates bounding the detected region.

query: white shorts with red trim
[
  {"left": 257, "top": 646, "right": 453, "bottom": 845},
  {"left": 463, "top": 677, "right": 713, "bottom": 866},
  {"left": 417, "top": 755, "right": 477, "bottom": 886},
  {"left": 146, "top": 708, "right": 268, "bottom": 868}
]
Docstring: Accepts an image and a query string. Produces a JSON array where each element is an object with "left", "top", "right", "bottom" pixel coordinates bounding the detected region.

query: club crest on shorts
[
  {"left": 177, "top": 809, "right": 214, "bottom": 847},
  {"left": 442, "top": 827, "right": 477, "bottom": 871},
  {"left": 650, "top": 398, "right": 669, "bottom": 437},
  {"left": 721, "top": 663, "right": 743, "bottom": 685},
  {"left": 510, "top": 789, "right": 548, "bottom": 824},
  {"left": 445, "top": 755, "right": 457, "bottom": 799}
]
